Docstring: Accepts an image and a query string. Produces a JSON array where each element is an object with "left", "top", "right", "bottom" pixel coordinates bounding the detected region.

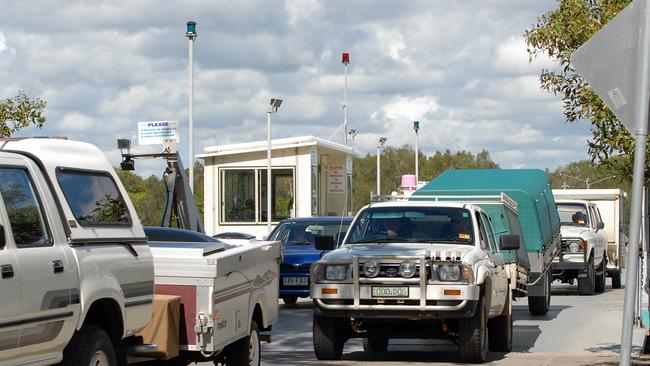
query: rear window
[{"left": 56, "top": 169, "right": 131, "bottom": 226}]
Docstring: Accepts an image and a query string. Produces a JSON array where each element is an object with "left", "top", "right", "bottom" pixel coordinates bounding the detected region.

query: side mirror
[
  {"left": 0, "top": 224, "right": 5, "bottom": 249},
  {"left": 315, "top": 235, "right": 335, "bottom": 251},
  {"left": 597, "top": 222, "right": 605, "bottom": 230},
  {"left": 499, "top": 234, "right": 520, "bottom": 251},
  {"left": 262, "top": 235, "right": 269, "bottom": 240}
]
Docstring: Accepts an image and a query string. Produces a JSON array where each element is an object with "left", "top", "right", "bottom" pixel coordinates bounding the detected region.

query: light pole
[
  {"left": 342, "top": 52, "right": 350, "bottom": 146},
  {"left": 376, "top": 137, "right": 387, "bottom": 195},
  {"left": 413, "top": 121, "right": 420, "bottom": 184},
  {"left": 186, "top": 21, "right": 197, "bottom": 191},
  {"left": 560, "top": 173, "right": 616, "bottom": 189},
  {"left": 267, "top": 98, "right": 282, "bottom": 234}
]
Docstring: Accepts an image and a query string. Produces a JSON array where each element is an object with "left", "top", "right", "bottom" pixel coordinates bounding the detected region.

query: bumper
[
  {"left": 314, "top": 298, "right": 478, "bottom": 319},
  {"left": 552, "top": 253, "right": 587, "bottom": 271},
  {"left": 311, "top": 282, "right": 480, "bottom": 317}
]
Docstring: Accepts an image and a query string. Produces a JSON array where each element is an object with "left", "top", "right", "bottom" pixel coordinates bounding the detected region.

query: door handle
[
  {"left": 53, "top": 260, "right": 64, "bottom": 274},
  {"left": 1, "top": 264, "right": 13, "bottom": 279}
]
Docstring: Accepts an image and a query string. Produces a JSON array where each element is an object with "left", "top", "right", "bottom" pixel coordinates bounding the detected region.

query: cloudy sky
[{"left": 0, "top": 0, "right": 592, "bottom": 176}]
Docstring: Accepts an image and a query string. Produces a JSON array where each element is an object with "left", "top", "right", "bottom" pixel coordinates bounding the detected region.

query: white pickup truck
[
  {"left": 310, "top": 197, "right": 526, "bottom": 363},
  {"left": 552, "top": 197, "right": 608, "bottom": 295},
  {"left": 0, "top": 138, "right": 282, "bottom": 366},
  {"left": 0, "top": 138, "right": 154, "bottom": 366}
]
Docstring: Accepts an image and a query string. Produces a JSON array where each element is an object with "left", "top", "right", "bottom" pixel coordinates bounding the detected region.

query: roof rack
[{"left": 370, "top": 192, "right": 518, "bottom": 212}]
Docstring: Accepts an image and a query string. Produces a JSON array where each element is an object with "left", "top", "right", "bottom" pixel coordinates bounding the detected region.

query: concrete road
[{"left": 250, "top": 280, "right": 645, "bottom": 366}]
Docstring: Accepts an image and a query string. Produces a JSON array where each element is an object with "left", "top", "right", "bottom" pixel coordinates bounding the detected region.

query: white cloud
[
  {"left": 0, "top": 0, "right": 593, "bottom": 174},
  {"left": 285, "top": 0, "right": 322, "bottom": 25}
]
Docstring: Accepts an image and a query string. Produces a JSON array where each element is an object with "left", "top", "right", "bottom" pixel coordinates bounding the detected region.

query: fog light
[
  {"left": 399, "top": 260, "right": 416, "bottom": 278},
  {"left": 363, "top": 260, "right": 379, "bottom": 278}
]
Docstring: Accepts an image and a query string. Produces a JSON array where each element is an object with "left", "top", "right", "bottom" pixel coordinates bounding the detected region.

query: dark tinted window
[
  {"left": 269, "top": 219, "right": 352, "bottom": 245},
  {"left": 57, "top": 169, "right": 130, "bottom": 226},
  {"left": 0, "top": 168, "right": 50, "bottom": 247}
]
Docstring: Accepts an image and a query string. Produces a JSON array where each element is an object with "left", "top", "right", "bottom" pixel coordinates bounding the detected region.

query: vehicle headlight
[
  {"left": 363, "top": 260, "right": 379, "bottom": 278},
  {"left": 437, "top": 265, "right": 460, "bottom": 281},
  {"left": 325, "top": 265, "right": 348, "bottom": 281},
  {"left": 565, "top": 239, "right": 586, "bottom": 253},
  {"left": 399, "top": 260, "right": 416, "bottom": 278},
  {"left": 437, "top": 264, "right": 472, "bottom": 283}
]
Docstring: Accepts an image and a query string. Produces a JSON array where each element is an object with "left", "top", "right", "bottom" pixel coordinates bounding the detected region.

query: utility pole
[
  {"left": 186, "top": 21, "right": 197, "bottom": 191},
  {"left": 342, "top": 52, "right": 350, "bottom": 146}
]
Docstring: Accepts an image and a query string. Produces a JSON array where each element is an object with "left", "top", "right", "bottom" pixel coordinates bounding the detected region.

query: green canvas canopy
[{"left": 412, "top": 169, "right": 560, "bottom": 255}]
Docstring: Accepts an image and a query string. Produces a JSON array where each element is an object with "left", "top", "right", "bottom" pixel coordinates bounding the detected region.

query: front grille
[
  {"left": 281, "top": 263, "right": 311, "bottom": 272},
  {"left": 358, "top": 263, "right": 430, "bottom": 279}
]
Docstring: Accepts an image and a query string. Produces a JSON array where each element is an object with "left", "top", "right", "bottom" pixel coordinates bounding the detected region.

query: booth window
[
  {"left": 259, "top": 168, "right": 294, "bottom": 222},
  {"left": 221, "top": 167, "right": 294, "bottom": 224},
  {"left": 222, "top": 169, "right": 255, "bottom": 222}
]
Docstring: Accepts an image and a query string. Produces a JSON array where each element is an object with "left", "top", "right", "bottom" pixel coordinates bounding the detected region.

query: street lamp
[
  {"left": 560, "top": 173, "right": 616, "bottom": 189},
  {"left": 342, "top": 52, "right": 350, "bottom": 146},
  {"left": 377, "top": 137, "right": 387, "bottom": 195},
  {"left": 413, "top": 121, "right": 420, "bottom": 184},
  {"left": 186, "top": 21, "right": 197, "bottom": 191},
  {"left": 267, "top": 98, "right": 282, "bottom": 234}
]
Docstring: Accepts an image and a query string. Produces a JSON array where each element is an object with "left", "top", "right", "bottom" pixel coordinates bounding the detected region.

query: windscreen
[
  {"left": 269, "top": 219, "right": 351, "bottom": 245},
  {"left": 557, "top": 203, "right": 589, "bottom": 227},
  {"left": 346, "top": 206, "right": 474, "bottom": 244}
]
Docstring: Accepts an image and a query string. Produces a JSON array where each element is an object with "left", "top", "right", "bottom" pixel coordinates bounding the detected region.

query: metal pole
[
  {"left": 267, "top": 111, "right": 272, "bottom": 234},
  {"left": 344, "top": 62, "right": 348, "bottom": 146},
  {"left": 376, "top": 146, "right": 381, "bottom": 195},
  {"left": 621, "top": 1, "right": 650, "bottom": 363},
  {"left": 415, "top": 129, "right": 419, "bottom": 184},
  {"left": 188, "top": 32, "right": 195, "bottom": 191}
]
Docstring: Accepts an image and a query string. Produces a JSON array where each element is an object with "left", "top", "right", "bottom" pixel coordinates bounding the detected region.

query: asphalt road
[{"left": 250, "top": 278, "right": 645, "bottom": 366}]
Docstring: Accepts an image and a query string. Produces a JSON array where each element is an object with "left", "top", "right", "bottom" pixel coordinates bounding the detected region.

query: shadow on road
[{"left": 513, "top": 304, "right": 571, "bottom": 322}]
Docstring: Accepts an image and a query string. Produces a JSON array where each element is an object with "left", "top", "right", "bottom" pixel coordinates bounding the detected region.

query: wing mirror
[
  {"left": 315, "top": 235, "right": 335, "bottom": 251},
  {"left": 499, "top": 234, "right": 520, "bottom": 251},
  {"left": 597, "top": 222, "right": 605, "bottom": 230}
]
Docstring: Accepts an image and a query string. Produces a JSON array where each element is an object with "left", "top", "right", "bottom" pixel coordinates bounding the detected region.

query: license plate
[
  {"left": 283, "top": 276, "right": 308, "bottom": 286},
  {"left": 371, "top": 286, "right": 409, "bottom": 298}
]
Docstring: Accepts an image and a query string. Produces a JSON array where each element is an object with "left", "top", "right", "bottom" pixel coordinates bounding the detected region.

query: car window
[
  {"left": 0, "top": 167, "right": 51, "bottom": 248},
  {"left": 270, "top": 219, "right": 351, "bottom": 245},
  {"left": 480, "top": 212, "right": 497, "bottom": 252},
  {"left": 556, "top": 203, "right": 590, "bottom": 227},
  {"left": 347, "top": 207, "right": 473, "bottom": 244},
  {"left": 56, "top": 169, "right": 130, "bottom": 227}
]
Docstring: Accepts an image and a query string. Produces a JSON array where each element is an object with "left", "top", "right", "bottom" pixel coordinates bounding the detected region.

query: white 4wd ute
[
  {"left": 310, "top": 200, "right": 524, "bottom": 363},
  {"left": 552, "top": 199, "right": 608, "bottom": 295},
  {"left": 0, "top": 138, "right": 153, "bottom": 366}
]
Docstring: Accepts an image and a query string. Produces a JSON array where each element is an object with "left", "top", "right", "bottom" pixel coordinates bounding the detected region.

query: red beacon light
[{"left": 342, "top": 52, "right": 350, "bottom": 65}]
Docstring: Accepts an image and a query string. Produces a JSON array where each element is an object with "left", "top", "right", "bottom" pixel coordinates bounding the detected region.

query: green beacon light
[{"left": 186, "top": 21, "right": 197, "bottom": 36}]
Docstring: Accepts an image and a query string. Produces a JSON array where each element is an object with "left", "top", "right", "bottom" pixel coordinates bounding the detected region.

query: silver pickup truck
[{"left": 310, "top": 198, "right": 525, "bottom": 363}]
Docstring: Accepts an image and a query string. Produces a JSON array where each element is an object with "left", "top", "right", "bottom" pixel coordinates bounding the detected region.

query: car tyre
[
  {"left": 458, "top": 296, "right": 488, "bottom": 363},
  {"left": 578, "top": 257, "right": 596, "bottom": 296},
  {"left": 362, "top": 337, "right": 389, "bottom": 352},
  {"left": 528, "top": 271, "right": 551, "bottom": 315},
  {"left": 488, "top": 289, "right": 512, "bottom": 352},
  {"left": 595, "top": 256, "right": 607, "bottom": 293},
  {"left": 313, "top": 314, "right": 346, "bottom": 360},
  {"left": 612, "top": 269, "right": 622, "bottom": 289},
  {"left": 282, "top": 297, "right": 298, "bottom": 305},
  {"left": 225, "top": 320, "right": 260, "bottom": 366},
  {"left": 61, "top": 325, "right": 117, "bottom": 366}
]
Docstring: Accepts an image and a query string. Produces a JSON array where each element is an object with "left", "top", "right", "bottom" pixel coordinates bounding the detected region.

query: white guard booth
[{"left": 199, "top": 136, "right": 356, "bottom": 238}]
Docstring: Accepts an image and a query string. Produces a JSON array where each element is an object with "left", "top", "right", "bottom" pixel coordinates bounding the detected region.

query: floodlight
[
  {"left": 413, "top": 121, "right": 420, "bottom": 132},
  {"left": 378, "top": 137, "right": 387, "bottom": 146},
  {"left": 117, "top": 138, "right": 131, "bottom": 150},
  {"left": 270, "top": 98, "right": 283, "bottom": 113}
]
